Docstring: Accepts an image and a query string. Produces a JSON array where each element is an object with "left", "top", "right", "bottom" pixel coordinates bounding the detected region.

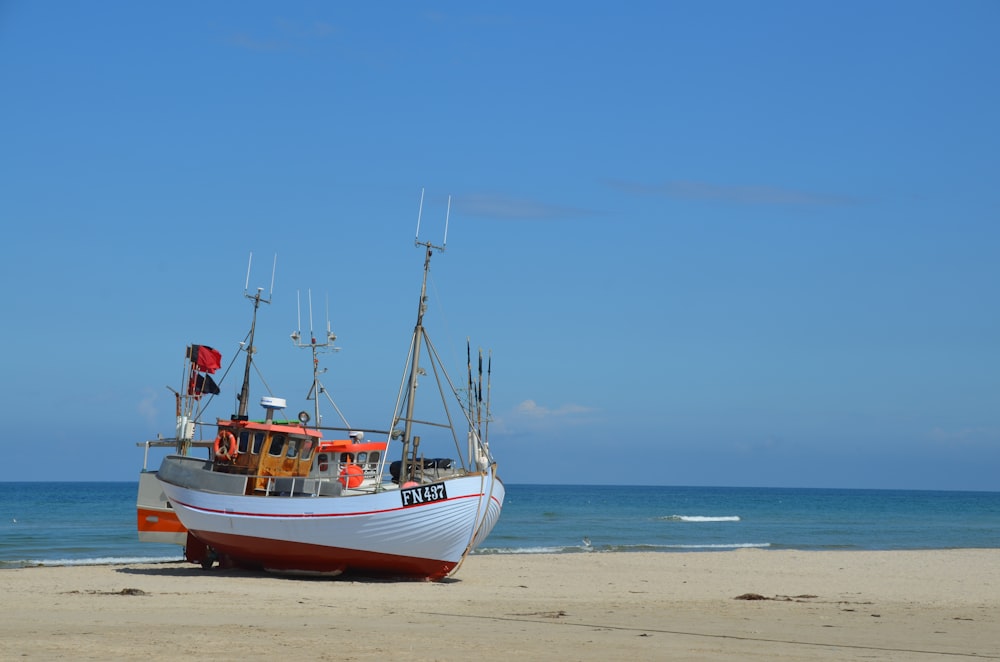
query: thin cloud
[
  {"left": 228, "top": 33, "right": 285, "bottom": 52},
  {"left": 733, "top": 435, "right": 786, "bottom": 453},
  {"left": 511, "top": 400, "right": 595, "bottom": 425},
  {"left": 137, "top": 389, "right": 159, "bottom": 425},
  {"left": 608, "top": 178, "right": 857, "bottom": 207},
  {"left": 515, "top": 399, "right": 595, "bottom": 419},
  {"left": 454, "top": 193, "right": 596, "bottom": 220},
  {"left": 928, "top": 426, "right": 999, "bottom": 446},
  {"left": 421, "top": 11, "right": 513, "bottom": 27},
  {"left": 489, "top": 399, "right": 596, "bottom": 436},
  {"left": 227, "top": 20, "right": 337, "bottom": 53}
]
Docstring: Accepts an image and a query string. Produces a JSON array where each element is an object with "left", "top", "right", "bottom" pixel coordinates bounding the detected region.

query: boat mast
[
  {"left": 400, "top": 192, "right": 449, "bottom": 474},
  {"left": 401, "top": 242, "right": 436, "bottom": 448},
  {"left": 291, "top": 290, "right": 349, "bottom": 429},
  {"left": 235, "top": 254, "right": 274, "bottom": 420}
]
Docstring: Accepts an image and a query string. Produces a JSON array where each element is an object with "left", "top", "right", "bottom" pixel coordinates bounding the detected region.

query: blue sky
[{"left": 2, "top": 2, "right": 998, "bottom": 490}]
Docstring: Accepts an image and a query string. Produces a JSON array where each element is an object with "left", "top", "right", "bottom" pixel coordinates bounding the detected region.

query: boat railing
[
  {"left": 157, "top": 454, "right": 388, "bottom": 498},
  {"left": 231, "top": 471, "right": 467, "bottom": 497},
  {"left": 157, "top": 454, "right": 470, "bottom": 498},
  {"left": 262, "top": 475, "right": 347, "bottom": 497},
  {"left": 137, "top": 439, "right": 213, "bottom": 472}
]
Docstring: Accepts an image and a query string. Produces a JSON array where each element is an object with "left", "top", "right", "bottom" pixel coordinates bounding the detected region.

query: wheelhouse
[
  {"left": 216, "top": 419, "right": 323, "bottom": 494},
  {"left": 313, "top": 437, "right": 387, "bottom": 482}
]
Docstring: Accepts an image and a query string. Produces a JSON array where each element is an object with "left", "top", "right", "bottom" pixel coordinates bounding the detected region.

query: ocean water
[
  {"left": 481, "top": 485, "right": 1000, "bottom": 554},
  {"left": 1, "top": 483, "right": 998, "bottom": 568}
]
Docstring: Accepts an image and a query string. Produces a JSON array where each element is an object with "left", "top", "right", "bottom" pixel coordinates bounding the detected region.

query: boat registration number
[{"left": 400, "top": 482, "right": 448, "bottom": 507}]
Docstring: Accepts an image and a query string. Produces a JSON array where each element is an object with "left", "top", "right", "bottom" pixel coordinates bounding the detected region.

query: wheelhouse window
[
  {"left": 300, "top": 439, "right": 314, "bottom": 460},
  {"left": 285, "top": 438, "right": 299, "bottom": 458},
  {"left": 237, "top": 431, "right": 251, "bottom": 454},
  {"left": 251, "top": 432, "right": 265, "bottom": 454},
  {"left": 269, "top": 434, "right": 286, "bottom": 457}
]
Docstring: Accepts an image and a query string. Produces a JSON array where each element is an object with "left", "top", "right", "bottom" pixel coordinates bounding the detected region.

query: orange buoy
[{"left": 338, "top": 463, "right": 364, "bottom": 488}]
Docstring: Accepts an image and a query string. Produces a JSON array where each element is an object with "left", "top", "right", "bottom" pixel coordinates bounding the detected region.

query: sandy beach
[{"left": 2, "top": 549, "right": 997, "bottom": 661}]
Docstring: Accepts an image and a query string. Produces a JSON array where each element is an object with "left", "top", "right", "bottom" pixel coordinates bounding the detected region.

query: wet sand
[{"left": 2, "top": 549, "right": 997, "bottom": 661}]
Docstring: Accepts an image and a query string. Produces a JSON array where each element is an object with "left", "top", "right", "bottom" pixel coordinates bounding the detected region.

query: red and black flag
[
  {"left": 186, "top": 345, "right": 222, "bottom": 373},
  {"left": 188, "top": 373, "right": 221, "bottom": 397}
]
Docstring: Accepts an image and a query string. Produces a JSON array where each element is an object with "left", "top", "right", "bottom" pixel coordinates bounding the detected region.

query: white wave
[
  {"left": 472, "top": 546, "right": 573, "bottom": 555},
  {"left": 23, "top": 555, "right": 183, "bottom": 567},
  {"left": 662, "top": 543, "right": 770, "bottom": 550},
  {"left": 662, "top": 515, "right": 741, "bottom": 522},
  {"left": 471, "top": 542, "right": 771, "bottom": 554}
]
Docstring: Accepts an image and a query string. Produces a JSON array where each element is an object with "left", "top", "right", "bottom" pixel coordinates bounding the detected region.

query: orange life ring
[
  {"left": 339, "top": 463, "right": 364, "bottom": 488},
  {"left": 214, "top": 430, "right": 238, "bottom": 461}
]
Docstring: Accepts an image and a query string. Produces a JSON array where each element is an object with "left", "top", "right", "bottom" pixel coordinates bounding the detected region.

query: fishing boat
[{"left": 139, "top": 234, "right": 504, "bottom": 580}]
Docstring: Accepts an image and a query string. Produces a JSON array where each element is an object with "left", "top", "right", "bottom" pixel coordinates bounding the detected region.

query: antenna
[
  {"left": 243, "top": 252, "right": 276, "bottom": 304},
  {"left": 413, "top": 189, "right": 449, "bottom": 253},
  {"left": 326, "top": 294, "right": 333, "bottom": 339},
  {"left": 308, "top": 289, "right": 315, "bottom": 339},
  {"left": 290, "top": 288, "right": 348, "bottom": 429},
  {"left": 414, "top": 188, "right": 425, "bottom": 242},
  {"left": 292, "top": 290, "right": 334, "bottom": 347},
  {"left": 443, "top": 195, "right": 451, "bottom": 248},
  {"left": 244, "top": 252, "right": 253, "bottom": 292},
  {"left": 269, "top": 254, "right": 277, "bottom": 300}
]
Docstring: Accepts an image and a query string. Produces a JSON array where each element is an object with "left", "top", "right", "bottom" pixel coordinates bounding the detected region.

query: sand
[{"left": 2, "top": 549, "right": 997, "bottom": 661}]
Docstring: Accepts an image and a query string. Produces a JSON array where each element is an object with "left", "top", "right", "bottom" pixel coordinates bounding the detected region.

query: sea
[{"left": 1, "top": 482, "right": 998, "bottom": 568}]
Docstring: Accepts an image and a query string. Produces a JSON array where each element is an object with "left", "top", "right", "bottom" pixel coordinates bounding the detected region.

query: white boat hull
[{"left": 159, "top": 471, "right": 504, "bottom": 580}]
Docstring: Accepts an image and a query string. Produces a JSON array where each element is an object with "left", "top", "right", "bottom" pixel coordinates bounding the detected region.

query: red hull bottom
[{"left": 187, "top": 529, "right": 458, "bottom": 580}]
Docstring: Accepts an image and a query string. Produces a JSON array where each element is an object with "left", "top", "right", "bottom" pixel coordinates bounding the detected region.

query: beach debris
[
  {"left": 70, "top": 588, "right": 149, "bottom": 596},
  {"left": 117, "top": 587, "right": 148, "bottom": 596},
  {"left": 734, "top": 593, "right": 818, "bottom": 602}
]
